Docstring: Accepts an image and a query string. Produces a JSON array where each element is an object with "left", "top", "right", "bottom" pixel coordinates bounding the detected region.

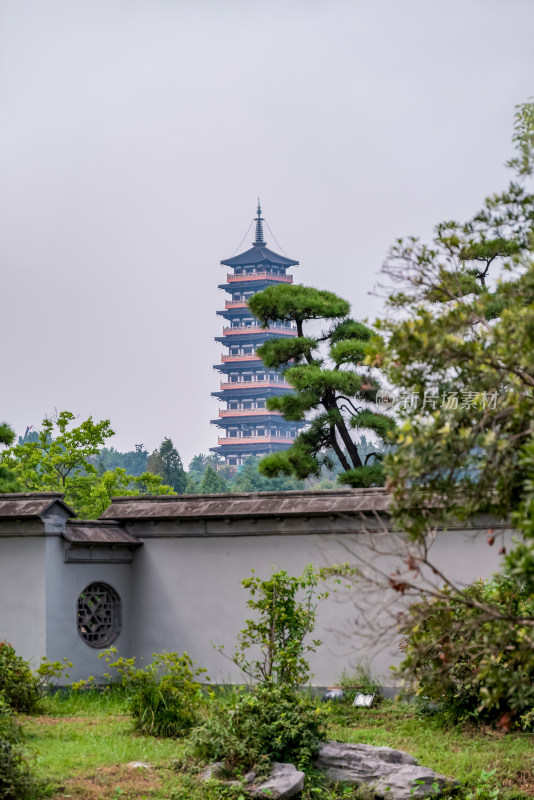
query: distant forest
[{"left": 88, "top": 435, "right": 380, "bottom": 495}]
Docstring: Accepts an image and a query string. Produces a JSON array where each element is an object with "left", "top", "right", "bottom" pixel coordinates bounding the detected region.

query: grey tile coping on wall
[{"left": 99, "top": 488, "right": 391, "bottom": 521}]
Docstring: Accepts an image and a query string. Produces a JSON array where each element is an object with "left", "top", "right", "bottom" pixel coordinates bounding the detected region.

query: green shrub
[
  {"left": 221, "top": 566, "right": 330, "bottom": 689},
  {"left": 191, "top": 567, "right": 330, "bottom": 776},
  {"left": 0, "top": 696, "right": 41, "bottom": 799},
  {"left": 191, "top": 684, "right": 326, "bottom": 775},
  {"left": 0, "top": 641, "right": 72, "bottom": 714},
  {"left": 396, "top": 574, "right": 534, "bottom": 728},
  {"left": 0, "top": 643, "right": 39, "bottom": 714},
  {"left": 94, "top": 649, "right": 208, "bottom": 737}
]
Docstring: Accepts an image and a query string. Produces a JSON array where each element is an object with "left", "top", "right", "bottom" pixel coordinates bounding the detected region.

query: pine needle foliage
[{"left": 248, "top": 285, "right": 394, "bottom": 486}]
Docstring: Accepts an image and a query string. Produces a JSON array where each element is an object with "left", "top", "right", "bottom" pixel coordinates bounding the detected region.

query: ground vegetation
[{"left": 15, "top": 690, "right": 534, "bottom": 799}]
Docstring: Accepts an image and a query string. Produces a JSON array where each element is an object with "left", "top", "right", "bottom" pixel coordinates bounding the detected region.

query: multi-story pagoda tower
[{"left": 210, "top": 203, "right": 304, "bottom": 467}]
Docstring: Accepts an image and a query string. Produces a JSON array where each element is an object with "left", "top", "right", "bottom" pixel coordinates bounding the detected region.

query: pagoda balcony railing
[
  {"left": 221, "top": 354, "right": 261, "bottom": 362},
  {"left": 225, "top": 300, "right": 249, "bottom": 308},
  {"left": 226, "top": 272, "right": 293, "bottom": 283},
  {"left": 219, "top": 408, "right": 283, "bottom": 417},
  {"left": 218, "top": 435, "right": 294, "bottom": 445},
  {"left": 223, "top": 325, "right": 296, "bottom": 335},
  {"left": 220, "top": 379, "right": 289, "bottom": 390}
]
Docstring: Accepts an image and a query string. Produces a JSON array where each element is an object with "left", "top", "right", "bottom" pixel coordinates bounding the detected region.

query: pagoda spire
[{"left": 253, "top": 199, "right": 266, "bottom": 247}]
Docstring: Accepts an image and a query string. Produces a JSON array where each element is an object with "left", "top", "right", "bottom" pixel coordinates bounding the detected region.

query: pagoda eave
[
  {"left": 220, "top": 244, "right": 299, "bottom": 268},
  {"left": 210, "top": 415, "right": 287, "bottom": 427},
  {"left": 213, "top": 360, "right": 263, "bottom": 372},
  {"left": 211, "top": 386, "right": 293, "bottom": 401},
  {"left": 214, "top": 331, "right": 296, "bottom": 346},
  {"left": 218, "top": 278, "right": 292, "bottom": 292},
  {"left": 209, "top": 441, "right": 294, "bottom": 455}
]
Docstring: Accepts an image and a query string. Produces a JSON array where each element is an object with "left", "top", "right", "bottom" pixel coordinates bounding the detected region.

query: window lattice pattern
[{"left": 77, "top": 582, "right": 121, "bottom": 648}]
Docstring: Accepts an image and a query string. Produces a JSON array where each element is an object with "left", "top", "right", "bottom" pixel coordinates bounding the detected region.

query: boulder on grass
[
  {"left": 315, "top": 741, "right": 457, "bottom": 799},
  {"left": 315, "top": 741, "right": 418, "bottom": 783},
  {"left": 249, "top": 762, "right": 305, "bottom": 799},
  {"left": 201, "top": 761, "right": 304, "bottom": 799},
  {"left": 374, "top": 765, "right": 455, "bottom": 799}
]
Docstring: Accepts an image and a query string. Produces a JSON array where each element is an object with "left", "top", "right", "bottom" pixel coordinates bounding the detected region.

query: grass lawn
[{"left": 19, "top": 691, "right": 534, "bottom": 800}]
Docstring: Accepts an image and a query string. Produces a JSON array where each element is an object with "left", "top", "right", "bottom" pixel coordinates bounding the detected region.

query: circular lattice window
[{"left": 77, "top": 582, "right": 122, "bottom": 648}]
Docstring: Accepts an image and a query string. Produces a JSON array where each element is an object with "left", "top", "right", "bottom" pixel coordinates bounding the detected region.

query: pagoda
[{"left": 210, "top": 203, "right": 305, "bottom": 467}]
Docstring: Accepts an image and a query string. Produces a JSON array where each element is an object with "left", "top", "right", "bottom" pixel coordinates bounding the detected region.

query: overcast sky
[{"left": 2, "top": 0, "right": 533, "bottom": 465}]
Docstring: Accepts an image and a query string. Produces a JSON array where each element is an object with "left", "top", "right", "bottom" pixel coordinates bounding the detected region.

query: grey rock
[
  {"left": 126, "top": 761, "right": 152, "bottom": 770},
  {"left": 250, "top": 762, "right": 305, "bottom": 799},
  {"left": 315, "top": 741, "right": 418, "bottom": 784},
  {"left": 201, "top": 761, "right": 224, "bottom": 781},
  {"left": 201, "top": 761, "right": 304, "bottom": 798},
  {"left": 315, "top": 741, "right": 456, "bottom": 798},
  {"left": 375, "top": 765, "right": 457, "bottom": 799}
]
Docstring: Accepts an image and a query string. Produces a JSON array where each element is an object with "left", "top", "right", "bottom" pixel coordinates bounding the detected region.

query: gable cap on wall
[{"left": 0, "top": 492, "right": 77, "bottom": 520}]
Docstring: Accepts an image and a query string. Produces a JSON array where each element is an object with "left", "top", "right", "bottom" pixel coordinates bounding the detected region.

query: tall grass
[{"left": 39, "top": 686, "right": 130, "bottom": 717}]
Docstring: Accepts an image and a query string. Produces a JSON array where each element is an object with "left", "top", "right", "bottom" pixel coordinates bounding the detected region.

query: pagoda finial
[{"left": 253, "top": 198, "right": 266, "bottom": 247}]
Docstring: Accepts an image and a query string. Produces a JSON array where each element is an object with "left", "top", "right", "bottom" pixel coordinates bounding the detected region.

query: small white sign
[{"left": 353, "top": 692, "right": 375, "bottom": 707}]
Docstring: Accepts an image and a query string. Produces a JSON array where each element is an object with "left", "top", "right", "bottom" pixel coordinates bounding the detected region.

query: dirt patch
[
  {"left": 503, "top": 770, "right": 534, "bottom": 797},
  {"left": 52, "top": 763, "right": 164, "bottom": 799},
  {"left": 31, "top": 716, "right": 100, "bottom": 726}
]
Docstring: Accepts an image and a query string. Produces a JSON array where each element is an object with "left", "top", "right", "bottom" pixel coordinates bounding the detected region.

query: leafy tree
[
  {"left": 0, "top": 423, "right": 20, "bottom": 492},
  {"left": 75, "top": 467, "right": 175, "bottom": 519},
  {"left": 147, "top": 438, "right": 187, "bottom": 493},
  {"left": 364, "top": 100, "right": 534, "bottom": 724},
  {"left": 198, "top": 464, "right": 228, "bottom": 494},
  {"left": 1, "top": 411, "right": 113, "bottom": 500},
  {"left": 225, "top": 566, "right": 328, "bottom": 687},
  {"left": 0, "top": 411, "right": 174, "bottom": 518},
  {"left": 247, "top": 285, "right": 394, "bottom": 486},
  {"left": 370, "top": 103, "right": 534, "bottom": 535}
]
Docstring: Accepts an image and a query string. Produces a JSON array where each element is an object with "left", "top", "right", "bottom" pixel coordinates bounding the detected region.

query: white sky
[{"left": 2, "top": 0, "right": 533, "bottom": 465}]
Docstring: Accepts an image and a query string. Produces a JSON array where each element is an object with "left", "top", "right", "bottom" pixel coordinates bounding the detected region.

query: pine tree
[
  {"left": 248, "top": 285, "right": 395, "bottom": 487},
  {"left": 147, "top": 438, "right": 187, "bottom": 493},
  {"left": 198, "top": 464, "right": 228, "bottom": 494}
]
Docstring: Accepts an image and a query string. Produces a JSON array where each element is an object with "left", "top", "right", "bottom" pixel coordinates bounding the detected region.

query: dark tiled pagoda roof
[
  {"left": 221, "top": 201, "right": 299, "bottom": 268},
  {"left": 221, "top": 245, "right": 298, "bottom": 268}
]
